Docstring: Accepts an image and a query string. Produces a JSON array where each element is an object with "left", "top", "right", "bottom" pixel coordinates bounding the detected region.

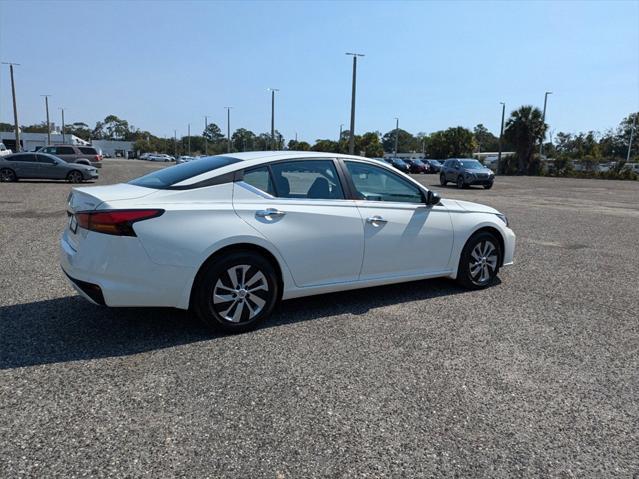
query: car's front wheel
[
  {"left": 193, "top": 251, "right": 279, "bottom": 333},
  {"left": 457, "top": 176, "right": 465, "bottom": 189},
  {"left": 67, "top": 170, "right": 83, "bottom": 183},
  {"left": 456, "top": 232, "right": 501, "bottom": 289},
  {"left": 439, "top": 173, "right": 447, "bottom": 186},
  {"left": 0, "top": 168, "right": 17, "bottom": 182},
  {"left": 484, "top": 182, "right": 493, "bottom": 189}
]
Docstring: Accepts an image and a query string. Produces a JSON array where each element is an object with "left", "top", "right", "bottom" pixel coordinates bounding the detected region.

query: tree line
[{"left": 2, "top": 109, "right": 636, "bottom": 175}]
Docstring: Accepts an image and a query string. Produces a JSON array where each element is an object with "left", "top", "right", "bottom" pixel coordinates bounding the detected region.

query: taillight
[
  {"left": 94, "top": 155, "right": 102, "bottom": 162},
  {"left": 75, "top": 209, "right": 164, "bottom": 236}
]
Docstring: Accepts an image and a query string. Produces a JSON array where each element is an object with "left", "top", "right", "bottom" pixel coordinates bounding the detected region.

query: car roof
[{"left": 171, "top": 151, "right": 400, "bottom": 187}]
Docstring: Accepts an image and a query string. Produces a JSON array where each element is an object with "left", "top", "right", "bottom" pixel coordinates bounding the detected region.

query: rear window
[
  {"left": 129, "top": 155, "right": 241, "bottom": 189},
  {"left": 79, "top": 147, "right": 98, "bottom": 155}
]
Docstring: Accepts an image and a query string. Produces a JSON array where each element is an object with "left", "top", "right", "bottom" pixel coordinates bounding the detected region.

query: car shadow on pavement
[{"left": 0, "top": 278, "right": 477, "bottom": 370}]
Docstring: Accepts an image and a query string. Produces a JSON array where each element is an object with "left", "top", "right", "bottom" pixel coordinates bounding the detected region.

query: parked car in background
[
  {"left": 404, "top": 159, "right": 429, "bottom": 174},
  {"left": 425, "top": 159, "right": 443, "bottom": 173},
  {"left": 0, "top": 142, "right": 12, "bottom": 157},
  {"left": 388, "top": 157, "right": 410, "bottom": 173},
  {"left": 622, "top": 163, "right": 639, "bottom": 174},
  {"left": 0, "top": 152, "right": 98, "bottom": 183},
  {"left": 38, "top": 145, "right": 103, "bottom": 168},
  {"left": 440, "top": 158, "right": 495, "bottom": 189},
  {"left": 177, "top": 155, "right": 196, "bottom": 164},
  {"left": 60, "top": 151, "right": 515, "bottom": 333},
  {"left": 147, "top": 154, "right": 171, "bottom": 162}
]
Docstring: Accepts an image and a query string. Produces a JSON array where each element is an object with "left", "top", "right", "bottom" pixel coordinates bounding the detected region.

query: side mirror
[{"left": 425, "top": 190, "right": 441, "bottom": 206}]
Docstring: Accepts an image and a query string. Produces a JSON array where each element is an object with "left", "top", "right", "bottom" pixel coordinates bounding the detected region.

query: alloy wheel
[
  {"left": 468, "top": 240, "right": 498, "bottom": 285},
  {"left": 457, "top": 176, "right": 464, "bottom": 189},
  {"left": 0, "top": 168, "right": 16, "bottom": 182},
  {"left": 212, "top": 264, "right": 269, "bottom": 323},
  {"left": 68, "top": 171, "right": 83, "bottom": 183}
]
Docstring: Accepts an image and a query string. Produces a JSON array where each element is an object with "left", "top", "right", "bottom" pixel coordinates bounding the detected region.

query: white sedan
[{"left": 61, "top": 151, "right": 515, "bottom": 333}]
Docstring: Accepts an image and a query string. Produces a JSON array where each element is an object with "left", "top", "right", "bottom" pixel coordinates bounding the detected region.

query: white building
[
  {"left": 91, "top": 140, "right": 135, "bottom": 158},
  {"left": 0, "top": 131, "right": 89, "bottom": 152}
]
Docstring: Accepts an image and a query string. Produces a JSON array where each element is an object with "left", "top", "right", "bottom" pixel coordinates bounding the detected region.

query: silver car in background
[{"left": 0, "top": 152, "right": 99, "bottom": 183}]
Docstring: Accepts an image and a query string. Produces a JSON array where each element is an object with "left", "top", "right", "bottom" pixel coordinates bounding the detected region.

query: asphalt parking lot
[{"left": 1, "top": 159, "right": 638, "bottom": 477}]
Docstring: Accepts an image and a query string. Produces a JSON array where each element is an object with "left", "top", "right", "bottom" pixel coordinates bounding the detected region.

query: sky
[{"left": 0, "top": 0, "right": 638, "bottom": 143}]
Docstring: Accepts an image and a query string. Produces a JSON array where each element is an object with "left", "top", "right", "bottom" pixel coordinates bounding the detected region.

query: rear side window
[
  {"left": 79, "top": 147, "right": 98, "bottom": 155},
  {"left": 8, "top": 154, "right": 37, "bottom": 162},
  {"left": 270, "top": 160, "right": 344, "bottom": 200},
  {"left": 57, "top": 146, "right": 75, "bottom": 155},
  {"left": 129, "top": 155, "right": 241, "bottom": 189},
  {"left": 242, "top": 166, "right": 275, "bottom": 195}
]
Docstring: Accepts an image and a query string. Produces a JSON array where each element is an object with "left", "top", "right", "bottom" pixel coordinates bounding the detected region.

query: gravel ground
[{"left": 1, "top": 159, "right": 638, "bottom": 478}]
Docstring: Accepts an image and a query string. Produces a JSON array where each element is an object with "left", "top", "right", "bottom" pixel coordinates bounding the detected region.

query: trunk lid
[{"left": 67, "top": 183, "right": 156, "bottom": 212}]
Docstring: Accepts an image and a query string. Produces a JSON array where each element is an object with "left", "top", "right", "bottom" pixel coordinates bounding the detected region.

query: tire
[
  {"left": 456, "top": 231, "right": 501, "bottom": 290},
  {"left": 67, "top": 170, "right": 83, "bottom": 183},
  {"left": 484, "top": 182, "right": 493, "bottom": 190},
  {"left": 457, "top": 176, "right": 465, "bottom": 189},
  {"left": 193, "top": 251, "right": 279, "bottom": 333},
  {"left": 439, "top": 174, "right": 447, "bottom": 186},
  {"left": 0, "top": 168, "right": 17, "bottom": 182}
]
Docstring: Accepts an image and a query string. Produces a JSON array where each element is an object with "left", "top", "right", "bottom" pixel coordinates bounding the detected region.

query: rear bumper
[
  {"left": 60, "top": 230, "right": 196, "bottom": 309},
  {"left": 91, "top": 161, "right": 103, "bottom": 168}
]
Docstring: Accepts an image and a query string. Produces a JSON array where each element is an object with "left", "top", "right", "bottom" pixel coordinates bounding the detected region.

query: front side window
[
  {"left": 42, "top": 147, "right": 55, "bottom": 154},
  {"left": 269, "top": 160, "right": 344, "bottom": 200},
  {"left": 37, "top": 154, "right": 57, "bottom": 164},
  {"left": 345, "top": 161, "right": 424, "bottom": 203}
]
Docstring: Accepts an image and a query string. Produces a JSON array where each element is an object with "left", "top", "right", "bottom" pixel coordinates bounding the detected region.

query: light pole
[
  {"left": 346, "top": 53, "right": 364, "bottom": 154},
  {"left": 268, "top": 88, "right": 279, "bottom": 150},
  {"left": 3, "top": 62, "right": 21, "bottom": 151},
  {"left": 627, "top": 113, "right": 637, "bottom": 163},
  {"left": 225, "top": 107, "right": 232, "bottom": 153},
  {"left": 174, "top": 129, "right": 177, "bottom": 158},
  {"left": 498, "top": 102, "right": 506, "bottom": 172},
  {"left": 339, "top": 123, "right": 343, "bottom": 145},
  {"left": 59, "top": 107, "right": 66, "bottom": 144},
  {"left": 540, "top": 91, "right": 552, "bottom": 157},
  {"left": 41, "top": 95, "right": 51, "bottom": 145},
  {"left": 394, "top": 117, "right": 399, "bottom": 157},
  {"left": 187, "top": 123, "right": 191, "bottom": 156}
]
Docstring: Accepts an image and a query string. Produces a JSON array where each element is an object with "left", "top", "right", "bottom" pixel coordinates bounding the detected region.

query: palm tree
[{"left": 504, "top": 106, "right": 547, "bottom": 174}]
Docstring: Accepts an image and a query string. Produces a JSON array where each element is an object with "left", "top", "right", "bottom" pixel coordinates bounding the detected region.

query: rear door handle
[
  {"left": 256, "top": 208, "right": 286, "bottom": 218},
  {"left": 366, "top": 215, "right": 387, "bottom": 226}
]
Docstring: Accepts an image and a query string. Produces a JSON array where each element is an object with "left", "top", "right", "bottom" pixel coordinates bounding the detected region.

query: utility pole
[
  {"left": 41, "top": 95, "right": 51, "bottom": 145},
  {"left": 498, "top": 102, "right": 505, "bottom": 172},
  {"left": 627, "top": 113, "right": 637, "bottom": 163},
  {"left": 59, "top": 107, "right": 66, "bottom": 144},
  {"left": 339, "top": 123, "right": 343, "bottom": 146},
  {"left": 187, "top": 123, "right": 191, "bottom": 156},
  {"left": 346, "top": 53, "right": 364, "bottom": 154},
  {"left": 268, "top": 88, "right": 279, "bottom": 150},
  {"left": 3, "top": 62, "right": 21, "bottom": 151},
  {"left": 394, "top": 117, "right": 399, "bottom": 157},
  {"left": 174, "top": 129, "right": 177, "bottom": 158},
  {"left": 225, "top": 107, "right": 232, "bottom": 153},
  {"left": 539, "top": 91, "right": 552, "bottom": 157}
]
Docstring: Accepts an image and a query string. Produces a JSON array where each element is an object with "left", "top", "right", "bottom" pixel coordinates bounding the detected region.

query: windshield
[
  {"left": 129, "top": 155, "right": 241, "bottom": 189},
  {"left": 460, "top": 160, "right": 484, "bottom": 169}
]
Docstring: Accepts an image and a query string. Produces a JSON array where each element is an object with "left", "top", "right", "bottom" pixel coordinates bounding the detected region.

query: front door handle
[
  {"left": 256, "top": 208, "right": 286, "bottom": 218},
  {"left": 366, "top": 215, "right": 388, "bottom": 226}
]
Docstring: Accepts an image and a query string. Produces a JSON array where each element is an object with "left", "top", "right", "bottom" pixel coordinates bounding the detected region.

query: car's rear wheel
[
  {"left": 457, "top": 232, "right": 501, "bottom": 289},
  {"left": 0, "top": 168, "right": 17, "bottom": 182},
  {"left": 457, "top": 176, "right": 465, "bottom": 189},
  {"left": 67, "top": 170, "right": 83, "bottom": 183},
  {"left": 439, "top": 174, "right": 447, "bottom": 186},
  {"left": 193, "top": 251, "right": 279, "bottom": 333}
]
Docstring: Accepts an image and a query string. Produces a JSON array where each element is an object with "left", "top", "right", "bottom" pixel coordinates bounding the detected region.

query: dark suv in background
[
  {"left": 38, "top": 145, "right": 103, "bottom": 168},
  {"left": 440, "top": 158, "right": 495, "bottom": 189}
]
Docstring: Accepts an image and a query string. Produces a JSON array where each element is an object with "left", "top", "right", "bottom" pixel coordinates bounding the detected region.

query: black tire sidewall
[
  {"left": 1, "top": 168, "right": 16, "bottom": 182},
  {"left": 457, "top": 176, "right": 464, "bottom": 189},
  {"left": 456, "top": 232, "right": 501, "bottom": 290},
  {"left": 440, "top": 174, "right": 447, "bottom": 185},
  {"left": 194, "top": 251, "right": 279, "bottom": 333}
]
